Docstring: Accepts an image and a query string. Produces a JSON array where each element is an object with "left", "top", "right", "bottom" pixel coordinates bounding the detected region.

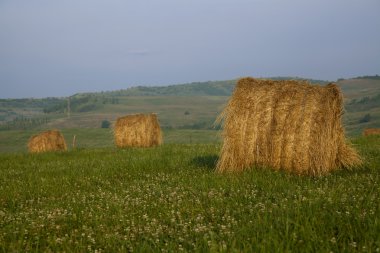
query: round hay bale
[
  {"left": 114, "top": 113, "right": 162, "bottom": 148},
  {"left": 216, "top": 77, "right": 361, "bottom": 175},
  {"left": 28, "top": 130, "right": 67, "bottom": 153},
  {"left": 363, "top": 128, "right": 380, "bottom": 136}
]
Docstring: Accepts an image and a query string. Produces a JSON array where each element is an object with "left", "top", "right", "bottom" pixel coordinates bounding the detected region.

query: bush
[
  {"left": 359, "top": 113, "right": 371, "bottom": 123},
  {"left": 101, "top": 120, "right": 111, "bottom": 128}
]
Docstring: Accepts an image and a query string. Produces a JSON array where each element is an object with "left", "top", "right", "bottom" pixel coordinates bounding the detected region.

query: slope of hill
[
  {"left": 0, "top": 76, "right": 379, "bottom": 135},
  {"left": 43, "top": 96, "right": 229, "bottom": 129},
  {"left": 337, "top": 78, "right": 380, "bottom": 100}
]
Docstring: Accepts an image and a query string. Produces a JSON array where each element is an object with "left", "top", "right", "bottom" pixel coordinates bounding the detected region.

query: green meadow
[
  {"left": 0, "top": 129, "right": 221, "bottom": 153},
  {"left": 0, "top": 76, "right": 379, "bottom": 251},
  {"left": 0, "top": 135, "right": 379, "bottom": 252}
]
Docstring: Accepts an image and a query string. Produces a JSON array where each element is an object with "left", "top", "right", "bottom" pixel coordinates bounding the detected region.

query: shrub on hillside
[
  {"left": 359, "top": 114, "right": 371, "bottom": 123},
  {"left": 101, "top": 120, "right": 111, "bottom": 128}
]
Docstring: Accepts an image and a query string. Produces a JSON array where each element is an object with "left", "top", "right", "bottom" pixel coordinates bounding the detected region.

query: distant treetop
[{"left": 353, "top": 75, "right": 380, "bottom": 80}]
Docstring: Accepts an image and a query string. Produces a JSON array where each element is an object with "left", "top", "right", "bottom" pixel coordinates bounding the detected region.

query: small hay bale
[
  {"left": 363, "top": 128, "right": 380, "bottom": 136},
  {"left": 216, "top": 77, "right": 361, "bottom": 175},
  {"left": 114, "top": 113, "right": 162, "bottom": 148},
  {"left": 28, "top": 130, "right": 67, "bottom": 153}
]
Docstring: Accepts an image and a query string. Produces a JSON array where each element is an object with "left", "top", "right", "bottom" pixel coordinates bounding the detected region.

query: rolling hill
[{"left": 0, "top": 76, "right": 379, "bottom": 136}]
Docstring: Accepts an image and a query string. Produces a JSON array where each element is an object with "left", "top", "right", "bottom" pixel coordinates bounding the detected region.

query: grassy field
[
  {"left": 0, "top": 129, "right": 221, "bottom": 153},
  {"left": 0, "top": 77, "right": 379, "bottom": 251},
  {"left": 0, "top": 136, "right": 379, "bottom": 252}
]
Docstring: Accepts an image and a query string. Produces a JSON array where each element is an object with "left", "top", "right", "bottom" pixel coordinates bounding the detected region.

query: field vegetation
[
  {"left": 0, "top": 76, "right": 379, "bottom": 251},
  {"left": 0, "top": 136, "right": 379, "bottom": 252},
  {"left": 0, "top": 129, "right": 222, "bottom": 153}
]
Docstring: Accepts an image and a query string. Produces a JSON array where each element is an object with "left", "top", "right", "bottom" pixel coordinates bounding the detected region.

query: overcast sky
[{"left": 1, "top": 0, "right": 379, "bottom": 98}]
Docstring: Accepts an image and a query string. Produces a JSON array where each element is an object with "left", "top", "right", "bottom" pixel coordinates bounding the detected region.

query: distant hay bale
[
  {"left": 363, "top": 128, "right": 380, "bottom": 136},
  {"left": 216, "top": 77, "right": 361, "bottom": 175},
  {"left": 114, "top": 113, "right": 162, "bottom": 148},
  {"left": 28, "top": 130, "right": 67, "bottom": 153}
]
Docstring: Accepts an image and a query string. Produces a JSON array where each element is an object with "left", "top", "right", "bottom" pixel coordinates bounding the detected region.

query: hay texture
[
  {"left": 363, "top": 128, "right": 380, "bottom": 136},
  {"left": 114, "top": 113, "right": 162, "bottom": 148},
  {"left": 28, "top": 130, "right": 67, "bottom": 153},
  {"left": 216, "top": 77, "right": 361, "bottom": 175}
]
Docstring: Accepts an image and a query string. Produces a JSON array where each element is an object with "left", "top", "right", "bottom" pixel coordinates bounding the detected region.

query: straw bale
[
  {"left": 216, "top": 77, "right": 361, "bottom": 175},
  {"left": 28, "top": 130, "right": 67, "bottom": 153},
  {"left": 363, "top": 128, "right": 380, "bottom": 136},
  {"left": 114, "top": 113, "right": 162, "bottom": 148}
]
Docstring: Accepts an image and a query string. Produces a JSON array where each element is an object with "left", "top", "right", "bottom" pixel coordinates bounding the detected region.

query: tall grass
[
  {"left": 0, "top": 136, "right": 379, "bottom": 252},
  {"left": 0, "top": 129, "right": 221, "bottom": 153}
]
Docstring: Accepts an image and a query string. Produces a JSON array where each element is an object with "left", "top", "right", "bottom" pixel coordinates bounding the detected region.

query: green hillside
[
  {"left": 0, "top": 76, "right": 379, "bottom": 138},
  {"left": 338, "top": 78, "right": 380, "bottom": 135}
]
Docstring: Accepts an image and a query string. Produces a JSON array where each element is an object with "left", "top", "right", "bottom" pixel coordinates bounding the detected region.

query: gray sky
[{"left": 1, "top": 0, "right": 379, "bottom": 98}]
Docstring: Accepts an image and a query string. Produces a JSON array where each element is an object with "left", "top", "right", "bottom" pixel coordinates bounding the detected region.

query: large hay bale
[
  {"left": 216, "top": 77, "right": 361, "bottom": 175},
  {"left": 114, "top": 113, "right": 162, "bottom": 148},
  {"left": 28, "top": 130, "right": 67, "bottom": 153},
  {"left": 363, "top": 128, "right": 380, "bottom": 136}
]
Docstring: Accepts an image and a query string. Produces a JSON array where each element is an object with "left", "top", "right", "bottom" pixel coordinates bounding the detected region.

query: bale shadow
[{"left": 191, "top": 155, "right": 219, "bottom": 171}]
